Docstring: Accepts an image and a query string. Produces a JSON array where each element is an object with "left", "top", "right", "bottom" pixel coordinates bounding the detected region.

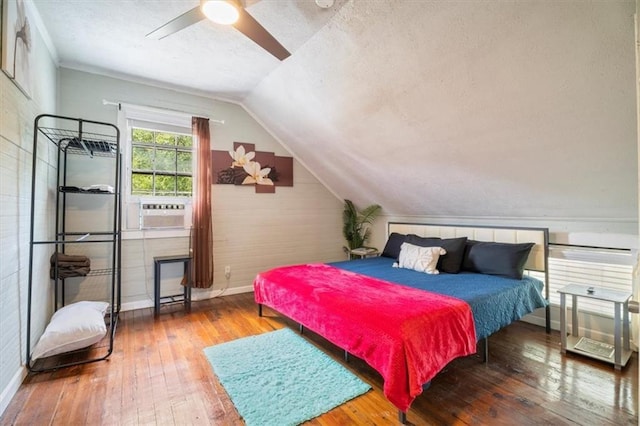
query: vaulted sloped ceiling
[
  {"left": 244, "top": 0, "right": 637, "bottom": 219},
  {"left": 33, "top": 0, "right": 637, "bottom": 221}
]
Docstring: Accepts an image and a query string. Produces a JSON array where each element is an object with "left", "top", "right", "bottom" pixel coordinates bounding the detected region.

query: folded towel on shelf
[
  {"left": 50, "top": 253, "right": 91, "bottom": 279},
  {"left": 83, "top": 184, "right": 114, "bottom": 193},
  {"left": 59, "top": 186, "right": 83, "bottom": 193},
  {"left": 59, "top": 185, "right": 114, "bottom": 194},
  {"left": 50, "top": 253, "right": 90, "bottom": 264},
  {"left": 50, "top": 266, "right": 91, "bottom": 279},
  {"left": 53, "top": 259, "right": 91, "bottom": 268}
]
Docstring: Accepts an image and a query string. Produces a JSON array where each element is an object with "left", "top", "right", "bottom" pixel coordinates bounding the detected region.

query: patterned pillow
[{"left": 394, "top": 242, "right": 446, "bottom": 274}]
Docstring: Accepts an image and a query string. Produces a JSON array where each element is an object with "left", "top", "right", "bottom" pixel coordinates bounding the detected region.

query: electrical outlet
[{"left": 224, "top": 265, "right": 231, "bottom": 279}]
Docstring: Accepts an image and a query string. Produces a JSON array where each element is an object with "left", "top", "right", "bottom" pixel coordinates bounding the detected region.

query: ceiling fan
[{"left": 146, "top": 0, "right": 291, "bottom": 61}]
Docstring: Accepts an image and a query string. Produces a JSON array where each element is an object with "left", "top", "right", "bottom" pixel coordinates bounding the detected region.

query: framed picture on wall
[{"left": 1, "top": 0, "right": 33, "bottom": 99}]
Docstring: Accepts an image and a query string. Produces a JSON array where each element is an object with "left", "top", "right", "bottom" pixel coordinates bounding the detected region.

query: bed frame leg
[
  {"left": 485, "top": 337, "right": 489, "bottom": 364},
  {"left": 344, "top": 350, "right": 349, "bottom": 363},
  {"left": 477, "top": 338, "right": 489, "bottom": 364},
  {"left": 545, "top": 304, "right": 551, "bottom": 333},
  {"left": 398, "top": 411, "right": 407, "bottom": 424},
  {"left": 258, "top": 304, "right": 262, "bottom": 317},
  {"left": 483, "top": 337, "right": 489, "bottom": 364},
  {"left": 299, "top": 323, "right": 304, "bottom": 334}
]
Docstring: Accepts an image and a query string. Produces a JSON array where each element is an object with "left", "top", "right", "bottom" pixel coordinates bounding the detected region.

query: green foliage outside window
[{"left": 130, "top": 127, "right": 193, "bottom": 197}]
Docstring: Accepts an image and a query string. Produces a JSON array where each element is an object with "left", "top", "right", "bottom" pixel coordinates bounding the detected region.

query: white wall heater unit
[{"left": 139, "top": 202, "right": 189, "bottom": 229}]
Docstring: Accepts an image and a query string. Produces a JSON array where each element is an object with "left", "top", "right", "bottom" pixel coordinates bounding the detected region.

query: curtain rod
[{"left": 102, "top": 99, "right": 225, "bottom": 125}]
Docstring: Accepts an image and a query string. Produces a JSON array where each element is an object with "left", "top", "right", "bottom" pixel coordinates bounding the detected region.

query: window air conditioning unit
[{"left": 139, "top": 201, "right": 190, "bottom": 230}]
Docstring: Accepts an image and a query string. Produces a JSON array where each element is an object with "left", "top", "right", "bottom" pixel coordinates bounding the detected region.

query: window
[
  {"left": 130, "top": 127, "right": 193, "bottom": 197},
  {"left": 117, "top": 103, "right": 194, "bottom": 233},
  {"left": 117, "top": 104, "right": 194, "bottom": 200},
  {"left": 535, "top": 245, "right": 634, "bottom": 318}
]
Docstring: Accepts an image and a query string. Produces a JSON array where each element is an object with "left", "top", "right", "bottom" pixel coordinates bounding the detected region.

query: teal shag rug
[{"left": 203, "top": 328, "right": 371, "bottom": 426}]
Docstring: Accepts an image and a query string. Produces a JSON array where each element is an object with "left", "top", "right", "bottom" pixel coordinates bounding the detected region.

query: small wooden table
[
  {"left": 348, "top": 247, "right": 379, "bottom": 260},
  {"left": 153, "top": 255, "right": 192, "bottom": 316},
  {"left": 558, "top": 284, "right": 631, "bottom": 370}
]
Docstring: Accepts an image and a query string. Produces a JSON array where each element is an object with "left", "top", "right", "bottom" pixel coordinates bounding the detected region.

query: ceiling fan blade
[
  {"left": 146, "top": 6, "right": 206, "bottom": 39},
  {"left": 233, "top": 8, "right": 291, "bottom": 61}
]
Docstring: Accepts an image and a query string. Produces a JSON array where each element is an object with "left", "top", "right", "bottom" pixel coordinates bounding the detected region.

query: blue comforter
[{"left": 331, "top": 256, "right": 547, "bottom": 340}]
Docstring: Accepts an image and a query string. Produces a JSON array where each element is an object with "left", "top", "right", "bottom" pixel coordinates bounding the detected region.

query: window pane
[
  {"left": 131, "top": 173, "right": 153, "bottom": 195},
  {"left": 132, "top": 128, "right": 153, "bottom": 143},
  {"left": 177, "top": 176, "right": 192, "bottom": 196},
  {"left": 155, "top": 132, "right": 175, "bottom": 145},
  {"left": 155, "top": 175, "right": 176, "bottom": 196},
  {"left": 155, "top": 148, "right": 176, "bottom": 172},
  {"left": 177, "top": 151, "right": 192, "bottom": 173},
  {"left": 132, "top": 146, "right": 154, "bottom": 170},
  {"left": 176, "top": 135, "right": 192, "bottom": 147},
  {"left": 128, "top": 125, "right": 193, "bottom": 198}
]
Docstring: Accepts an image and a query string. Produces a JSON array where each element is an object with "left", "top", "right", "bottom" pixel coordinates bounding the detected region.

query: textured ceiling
[
  {"left": 32, "top": 0, "right": 637, "bottom": 222},
  {"left": 244, "top": 0, "right": 637, "bottom": 220},
  {"left": 33, "top": 0, "right": 347, "bottom": 100}
]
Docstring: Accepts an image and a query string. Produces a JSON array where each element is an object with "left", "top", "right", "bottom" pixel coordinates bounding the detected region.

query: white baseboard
[
  {"left": 0, "top": 366, "right": 27, "bottom": 418},
  {"left": 120, "top": 299, "right": 154, "bottom": 312},
  {"left": 120, "top": 285, "right": 254, "bottom": 312},
  {"left": 520, "top": 312, "right": 551, "bottom": 329},
  {"left": 193, "top": 284, "right": 254, "bottom": 300}
]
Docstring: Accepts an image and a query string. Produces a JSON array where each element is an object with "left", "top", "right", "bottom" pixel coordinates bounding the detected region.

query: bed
[{"left": 253, "top": 222, "right": 550, "bottom": 421}]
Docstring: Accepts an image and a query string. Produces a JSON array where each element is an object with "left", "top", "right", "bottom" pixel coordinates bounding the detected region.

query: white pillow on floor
[{"left": 31, "top": 301, "right": 109, "bottom": 360}]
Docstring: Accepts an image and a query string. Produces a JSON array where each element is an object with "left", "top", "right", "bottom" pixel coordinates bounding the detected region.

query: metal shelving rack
[{"left": 27, "top": 114, "right": 122, "bottom": 372}]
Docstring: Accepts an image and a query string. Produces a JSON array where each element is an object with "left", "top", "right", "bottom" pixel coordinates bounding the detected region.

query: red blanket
[{"left": 253, "top": 264, "right": 476, "bottom": 411}]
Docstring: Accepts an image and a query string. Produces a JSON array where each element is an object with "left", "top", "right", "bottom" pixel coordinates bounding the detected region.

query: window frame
[
  {"left": 117, "top": 104, "right": 195, "bottom": 234},
  {"left": 118, "top": 105, "right": 194, "bottom": 203}
]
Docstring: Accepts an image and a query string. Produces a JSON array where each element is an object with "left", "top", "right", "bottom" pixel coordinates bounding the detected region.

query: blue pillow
[
  {"left": 462, "top": 240, "right": 535, "bottom": 279},
  {"left": 381, "top": 233, "right": 406, "bottom": 259}
]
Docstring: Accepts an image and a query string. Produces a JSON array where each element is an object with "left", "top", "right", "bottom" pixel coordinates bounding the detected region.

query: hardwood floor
[{"left": 1, "top": 293, "right": 637, "bottom": 425}]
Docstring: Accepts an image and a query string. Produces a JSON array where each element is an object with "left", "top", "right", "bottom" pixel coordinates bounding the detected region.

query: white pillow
[
  {"left": 32, "top": 301, "right": 109, "bottom": 360},
  {"left": 394, "top": 242, "right": 446, "bottom": 274}
]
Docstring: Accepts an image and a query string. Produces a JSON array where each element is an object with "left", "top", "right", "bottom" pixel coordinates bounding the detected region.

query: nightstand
[
  {"left": 558, "top": 284, "right": 632, "bottom": 370},
  {"left": 348, "top": 247, "right": 379, "bottom": 259},
  {"left": 153, "top": 255, "right": 192, "bottom": 316}
]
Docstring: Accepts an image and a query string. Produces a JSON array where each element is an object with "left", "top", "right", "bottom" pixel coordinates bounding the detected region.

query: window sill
[{"left": 122, "top": 228, "right": 190, "bottom": 240}]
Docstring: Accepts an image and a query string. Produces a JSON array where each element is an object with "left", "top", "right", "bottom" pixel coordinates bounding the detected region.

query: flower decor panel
[
  {"left": 211, "top": 142, "right": 293, "bottom": 193},
  {"left": 1, "top": 0, "right": 33, "bottom": 98},
  {"left": 274, "top": 156, "right": 293, "bottom": 186}
]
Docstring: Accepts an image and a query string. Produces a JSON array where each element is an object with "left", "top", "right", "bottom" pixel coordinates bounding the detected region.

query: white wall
[
  {"left": 57, "top": 68, "right": 345, "bottom": 309},
  {"left": 0, "top": 3, "right": 58, "bottom": 415}
]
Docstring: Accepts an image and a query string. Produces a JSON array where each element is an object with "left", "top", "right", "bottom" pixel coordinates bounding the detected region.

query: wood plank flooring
[{"left": 1, "top": 293, "right": 637, "bottom": 425}]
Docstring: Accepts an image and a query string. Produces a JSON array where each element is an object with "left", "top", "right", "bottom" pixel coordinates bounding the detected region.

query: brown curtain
[{"left": 190, "top": 117, "right": 214, "bottom": 288}]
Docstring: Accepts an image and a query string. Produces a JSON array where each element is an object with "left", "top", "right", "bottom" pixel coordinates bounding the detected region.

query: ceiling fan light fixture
[
  {"left": 315, "top": 0, "right": 335, "bottom": 8},
  {"left": 201, "top": 0, "right": 240, "bottom": 25}
]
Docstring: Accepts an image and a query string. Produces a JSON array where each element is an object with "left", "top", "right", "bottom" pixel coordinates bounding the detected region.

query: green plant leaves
[{"left": 342, "top": 199, "right": 381, "bottom": 252}]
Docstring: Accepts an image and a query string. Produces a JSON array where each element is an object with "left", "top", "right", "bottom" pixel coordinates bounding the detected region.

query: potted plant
[{"left": 342, "top": 199, "right": 381, "bottom": 257}]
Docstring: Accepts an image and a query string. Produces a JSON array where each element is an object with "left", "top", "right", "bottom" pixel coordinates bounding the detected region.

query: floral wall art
[
  {"left": 211, "top": 142, "right": 293, "bottom": 193},
  {"left": 1, "top": 0, "right": 33, "bottom": 98}
]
